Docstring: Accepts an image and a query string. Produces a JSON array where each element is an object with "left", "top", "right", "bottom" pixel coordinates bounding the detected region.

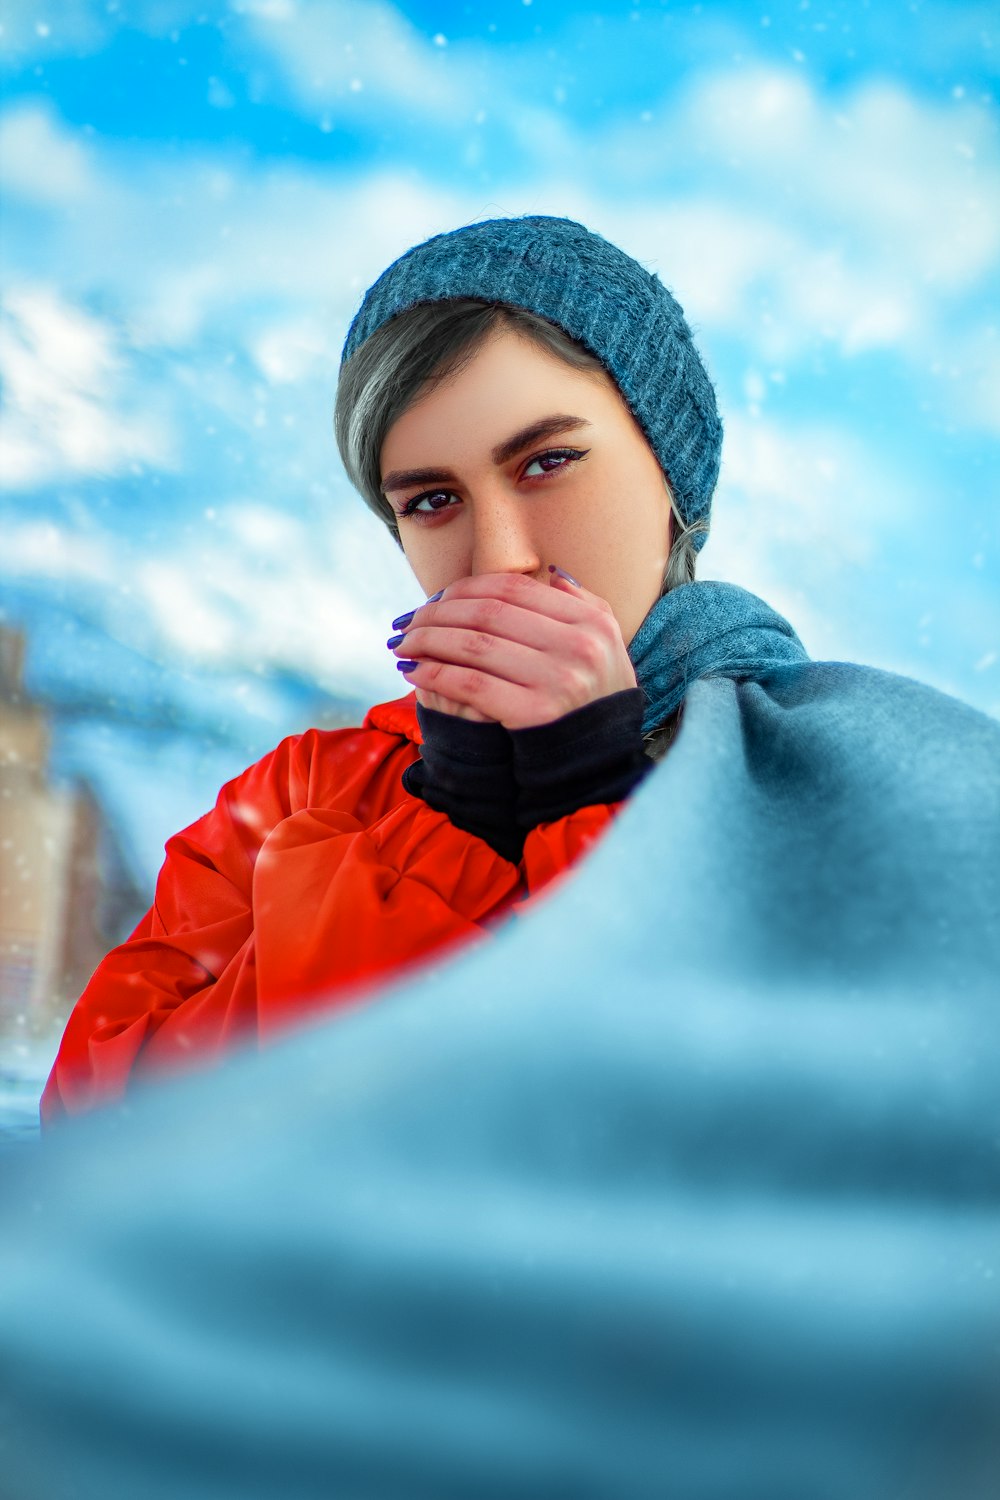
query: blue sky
[{"left": 1, "top": 0, "right": 998, "bottom": 760}]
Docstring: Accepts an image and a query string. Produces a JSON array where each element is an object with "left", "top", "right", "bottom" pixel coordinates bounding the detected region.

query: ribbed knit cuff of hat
[
  {"left": 402, "top": 703, "right": 523, "bottom": 864},
  {"left": 510, "top": 687, "right": 653, "bottom": 828}
]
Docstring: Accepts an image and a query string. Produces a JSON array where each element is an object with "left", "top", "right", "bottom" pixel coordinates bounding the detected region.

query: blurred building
[{"left": 0, "top": 625, "right": 139, "bottom": 1039}]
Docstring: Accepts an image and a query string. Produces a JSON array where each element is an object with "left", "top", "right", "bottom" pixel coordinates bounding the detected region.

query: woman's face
[{"left": 379, "top": 325, "right": 672, "bottom": 646}]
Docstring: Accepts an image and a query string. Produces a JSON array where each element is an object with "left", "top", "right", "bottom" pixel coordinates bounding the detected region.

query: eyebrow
[{"left": 380, "top": 414, "right": 592, "bottom": 494}]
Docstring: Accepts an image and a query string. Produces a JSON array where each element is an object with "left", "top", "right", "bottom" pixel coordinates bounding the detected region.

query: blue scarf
[
  {"left": 628, "top": 579, "right": 810, "bottom": 733},
  {"left": 4, "top": 585, "right": 998, "bottom": 1499}
]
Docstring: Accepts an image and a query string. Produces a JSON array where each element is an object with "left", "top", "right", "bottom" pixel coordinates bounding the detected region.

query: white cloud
[
  {"left": 0, "top": 1, "right": 108, "bottom": 62},
  {"left": 134, "top": 500, "right": 413, "bottom": 696},
  {"left": 943, "top": 324, "right": 1000, "bottom": 435},
  {"left": 0, "top": 0, "right": 214, "bottom": 63},
  {"left": 0, "top": 99, "right": 98, "bottom": 205},
  {"left": 0, "top": 497, "right": 413, "bottom": 701},
  {"left": 80, "top": 158, "right": 469, "bottom": 352},
  {"left": 251, "top": 319, "right": 337, "bottom": 384},
  {"left": 698, "top": 412, "right": 913, "bottom": 663},
  {"left": 0, "top": 286, "right": 173, "bottom": 488},
  {"left": 698, "top": 406, "right": 994, "bottom": 714},
  {"left": 602, "top": 65, "right": 1000, "bottom": 292},
  {"left": 593, "top": 65, "right": 998, "bottom": 364},
  {"left": 0, "top": 520, "right": 113, "bottom": 582},
  {"left": 232, "top": 0, "right": 476, "bottom": 119},
  {"left": 684, "top": 70, "right": 999, "bottom": 289},
  {"left": 715, "top": 412, "right": 902, "bottom": 559}
]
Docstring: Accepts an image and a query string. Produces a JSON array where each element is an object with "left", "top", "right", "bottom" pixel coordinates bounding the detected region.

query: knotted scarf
[{"left": 628, "top": 579, "right": 810, "bottom": 734}]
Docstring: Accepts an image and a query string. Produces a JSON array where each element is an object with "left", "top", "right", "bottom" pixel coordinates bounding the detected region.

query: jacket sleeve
[
  {"left": 509, "top": 690, "right": 656, "bottom": 900},
  {"left": 512, "top": 688, "right": 652, "bottom": 897},
  {"left": 510, "top": 688, "right": 652, "bottom": 826},
  {"left": 404, "top": 689, "right": 652, "bottom": 867},
  {"left": 41, "top": 730, "right": 523, "bottom": 1125},
  {"left": 402, "top": 704, "right": 521, "bottom": 862},
  {"left": 40, "top": 735, "right": 301, "bottom": 1124}
]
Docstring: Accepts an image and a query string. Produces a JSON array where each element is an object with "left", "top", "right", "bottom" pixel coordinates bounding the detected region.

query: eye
[
  {"left": 521, "top": 447, "right": 589, "bottom": 479},
  {"left": 399, "top": 489, "right": 459, "bottom": 518}
]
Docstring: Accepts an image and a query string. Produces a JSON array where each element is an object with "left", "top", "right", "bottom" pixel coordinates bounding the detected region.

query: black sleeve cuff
[
  {"left": 509, "top": 687, "right": 653, "bottom": 829},
  {"left": 402, "top": 704, "right": 524, "bottom": 864}
]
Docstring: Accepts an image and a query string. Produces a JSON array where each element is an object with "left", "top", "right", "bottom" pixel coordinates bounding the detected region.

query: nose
[{"left": 469, "top": 487, "right": 544, "bottom": 580}]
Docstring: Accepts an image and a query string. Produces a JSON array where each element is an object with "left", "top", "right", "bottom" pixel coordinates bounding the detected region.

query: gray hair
[{"left": 334, "top": 299, "right": 705, "bottom": 597}]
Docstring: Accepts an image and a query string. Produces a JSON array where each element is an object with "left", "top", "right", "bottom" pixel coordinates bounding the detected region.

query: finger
[
  {"left": 396, "top": 584, "right": 626, "bottom": 702},
  {"left": 401, "top": 600, "right": 572, "bottom": 659},
  {"left": 547, "top": 564, "right": 585, "bottom": 594},
  {"left": 401, "top": 626, "right": 548, "bottom": 687},
  {"left": 413, "top": 571, "right": 609, "bottom": 631},
  {"left": 401, "top": 583, "right": 619, "bottom": 660},
  {"left": 402, "top": 659, "right": 555, "bottom": 729}
]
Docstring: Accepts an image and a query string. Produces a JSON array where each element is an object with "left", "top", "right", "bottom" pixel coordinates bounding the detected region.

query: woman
[
  {"left": 41, "top": 213, "right": 806, "bottom": 1123},
  {"left": 14, "top": 220, "right": 1000, "bottom": 1497}
]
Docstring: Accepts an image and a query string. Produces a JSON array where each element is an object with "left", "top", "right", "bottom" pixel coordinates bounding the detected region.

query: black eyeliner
[{"left": 398, "top": 447, "right": 589, "bottom": 518}]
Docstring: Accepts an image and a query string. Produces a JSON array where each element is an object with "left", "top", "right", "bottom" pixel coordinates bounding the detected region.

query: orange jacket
[{"left": 41, "top": 692, "right": 625, "bottom": 1124}]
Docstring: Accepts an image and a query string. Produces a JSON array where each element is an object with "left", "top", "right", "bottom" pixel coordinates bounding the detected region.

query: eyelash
[{"left": 397, "top": 447, "right": 590, "bottom": 519}]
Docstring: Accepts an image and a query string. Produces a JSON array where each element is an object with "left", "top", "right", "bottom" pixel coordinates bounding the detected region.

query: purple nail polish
[
  {"left": 386, "top": 633, "right": 406, "bottom": 649},
  {"left": 548, "top": 564, "right": 581, "bottom": 587},
  {"left": 396, "top": 659, "right": 418, "bottom": 673},
  {"left": 392, "top": 590, "right": 443, "bottom": 632}
]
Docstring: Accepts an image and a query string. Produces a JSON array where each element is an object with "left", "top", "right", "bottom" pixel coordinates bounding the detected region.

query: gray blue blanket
[{"left": 1, "top": 585, "right": 998, "bottom": 1499}]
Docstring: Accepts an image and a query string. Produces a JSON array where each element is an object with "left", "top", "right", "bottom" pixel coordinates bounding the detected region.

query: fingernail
[
  {"left": 548, "top": 564, "right": 581, "bottom": 587},
  {"left": 392, "top": 590, "right": 443, "bottom": 631},
  {"left": 396, "top": 659, "right": 418, "bottom": 673},
  {"left": 386, "top": 633, "right": 406, "bottom": 649}
]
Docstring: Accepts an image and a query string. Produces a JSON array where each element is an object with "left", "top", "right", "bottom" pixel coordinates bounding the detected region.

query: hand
[{"left": 390, "top": 569, "right": 638, "bottom": 731}]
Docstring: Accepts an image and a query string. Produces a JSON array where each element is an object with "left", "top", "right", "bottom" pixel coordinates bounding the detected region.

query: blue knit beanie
[{"left": 342, "top": 215, "right": 722, "bottom": 549}]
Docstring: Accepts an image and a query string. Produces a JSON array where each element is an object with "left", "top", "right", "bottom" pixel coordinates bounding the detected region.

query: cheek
[
  {"left": 598, "top": 476, "right": 671, "bottom": 590},
  {"left": 576, "top": 472, "right": 665, "bottom": 558},
  {"left": 627, "top": 467, "right": 672, "bottom": 550},
  {"left": 398, "top": 534, "right": 431, "bottom": 592},
  {"left": 399, "top": 526, "right": 465, "bottom": 595}
]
